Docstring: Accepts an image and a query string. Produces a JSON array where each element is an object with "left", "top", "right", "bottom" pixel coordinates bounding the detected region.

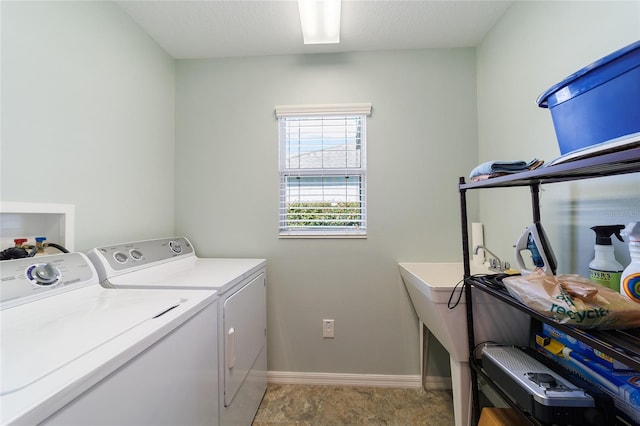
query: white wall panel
[
  {"left": 175, "top": 49, "right": 480, "bottom": 375},
  {"left": 476, "top": 1, "right": 640, "bottom": 275},
  {"left": 1, "top": 1, "right": 175, "bottom": 251}
]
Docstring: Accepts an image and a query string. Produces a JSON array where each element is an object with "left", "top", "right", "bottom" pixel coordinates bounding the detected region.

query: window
[{"left": 276, "top": 103, "right": 372, "bottom": 237}]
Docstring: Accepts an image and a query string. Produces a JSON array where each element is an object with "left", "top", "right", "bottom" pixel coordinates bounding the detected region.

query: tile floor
[{"left": 252, "top": 384, "right": 455, "bottom": 425}]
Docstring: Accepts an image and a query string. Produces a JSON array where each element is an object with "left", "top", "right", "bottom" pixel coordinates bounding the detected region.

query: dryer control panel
[
  {"left": 87, "top": 237, "right": 195, "bottom": 276},
  {"left": 0, "top": 252, "right": 97, "bottom": 308}
]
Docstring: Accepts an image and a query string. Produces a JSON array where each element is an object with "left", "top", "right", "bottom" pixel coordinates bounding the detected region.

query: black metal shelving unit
[{"left": 458, "top": 146, "right": 640, "bottom": 425}]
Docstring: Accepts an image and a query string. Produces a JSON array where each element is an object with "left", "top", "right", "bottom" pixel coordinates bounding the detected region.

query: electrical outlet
[{"left": 322, "top": 319, "right": 334, "bottom": 338}]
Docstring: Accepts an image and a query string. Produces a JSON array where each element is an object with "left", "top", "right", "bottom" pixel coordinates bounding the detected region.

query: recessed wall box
[{"left": 0, "top": 202, "right": 75, "bottom": 252}]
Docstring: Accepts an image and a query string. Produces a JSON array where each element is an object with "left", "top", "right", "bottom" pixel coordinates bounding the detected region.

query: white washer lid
[
  {"left": 1, "top": 284, "right": 217, "bottom": 425},
  {"left": 1, "top": 285, "right": 187, "bottom": 396},
  {"left": 106, "top": 257, "right": 266, "bottom": 293}
]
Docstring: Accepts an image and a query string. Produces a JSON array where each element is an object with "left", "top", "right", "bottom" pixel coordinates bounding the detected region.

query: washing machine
[
  {"left": 87, "top": 237, "right": 267, "bottom": 426},
  {"left": 0, "top": 252, "right": 219, "bottom": 426}
]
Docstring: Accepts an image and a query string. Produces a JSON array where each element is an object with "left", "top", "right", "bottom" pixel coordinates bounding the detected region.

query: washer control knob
[
  {"left": 130, "top": 249, "right": 143, "bottom": 260},
  {"left": 28, "top": 263, "right": 61, "bottom": 286},
  {"left": 168, "top": 240, "right": 182, "bottom": 254},
  {"left": 113, "top": 252, "right": 128, "bottom": 264}
]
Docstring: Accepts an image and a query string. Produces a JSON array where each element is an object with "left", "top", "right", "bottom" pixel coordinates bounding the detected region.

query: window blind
[{"left": 277, "top": 104, "right": 371, "bottom": 237}]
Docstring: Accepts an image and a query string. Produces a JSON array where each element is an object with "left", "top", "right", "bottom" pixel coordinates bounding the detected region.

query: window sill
[{"left": 278, "top": 233, "right": 367, "bottom": 239}]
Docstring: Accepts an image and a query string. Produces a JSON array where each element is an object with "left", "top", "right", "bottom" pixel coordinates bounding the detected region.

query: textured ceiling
[{"left": 116, "top": 0, "right": 513, "bottom": 59}]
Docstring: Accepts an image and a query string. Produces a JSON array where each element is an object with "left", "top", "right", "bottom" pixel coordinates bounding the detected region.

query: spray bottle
[
  {"left": 589, "top": 225, "right": 625, "bottom": 291},
  {"left": 621, "top": 222, "right": 640, "bottom": 303}
]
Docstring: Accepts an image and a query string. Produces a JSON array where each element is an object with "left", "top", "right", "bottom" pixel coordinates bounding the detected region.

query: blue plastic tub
[{"left": 537, "top": 40, "right": 640, "bottom": 155}]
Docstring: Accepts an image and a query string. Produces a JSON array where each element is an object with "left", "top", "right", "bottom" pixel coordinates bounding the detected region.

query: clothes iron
[{"left": 514, "top": 222, "right": 557, "bottom": 275}]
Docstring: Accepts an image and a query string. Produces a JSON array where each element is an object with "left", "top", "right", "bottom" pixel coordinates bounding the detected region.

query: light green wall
[
  {"left": 175, "top": 50, "right": 480, "bottom": 374},
  {"left": 1, "top": 1, "right": 176, "bottom": 251},
  {"left": 476, "top": 1, "right": 640, "bottom": 277},
  {"left": 3, "top": 0, "right": 638, "bottom": 379}
]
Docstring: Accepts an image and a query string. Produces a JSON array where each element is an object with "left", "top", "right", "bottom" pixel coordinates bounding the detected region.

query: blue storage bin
[{"left": 537, "top": 40, "right": 640, "bottom": 155}]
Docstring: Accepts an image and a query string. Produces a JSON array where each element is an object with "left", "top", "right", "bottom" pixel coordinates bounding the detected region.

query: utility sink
[{"left": 399, "top": 262, "right": 530, "bottom": 426}]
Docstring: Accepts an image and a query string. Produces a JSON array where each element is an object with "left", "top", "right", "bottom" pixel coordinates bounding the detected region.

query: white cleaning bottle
[
  {"left": 620, "top": 222, "right": 640, "bottom": 303},
  {"left": 589, "top": 225, "right": 625, "bottom": 291}
]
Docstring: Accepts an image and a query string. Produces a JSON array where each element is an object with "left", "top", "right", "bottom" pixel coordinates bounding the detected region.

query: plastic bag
[{"left": 503, "top": 271, "right": 640, "bottom": 329}]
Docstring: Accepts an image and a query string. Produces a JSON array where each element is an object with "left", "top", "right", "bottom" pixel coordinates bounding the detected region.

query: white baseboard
[
  {"left": 423, "top": 375, "right": 452, "bottom": 390},
  {"left": 267, "top": 371, "right": 452, "bottom": 390}
]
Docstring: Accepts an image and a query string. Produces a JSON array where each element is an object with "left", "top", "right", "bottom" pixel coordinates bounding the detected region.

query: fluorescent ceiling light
[{"left": 297, "top": 0, "right": 341, "bottom": 44}]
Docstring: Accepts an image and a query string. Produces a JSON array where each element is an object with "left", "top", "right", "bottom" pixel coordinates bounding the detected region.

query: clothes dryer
[
  {"left": 87, "top": 237, "right": 267, "bottom": 426},
  {"left": 0, "top": 252, "right": 219, "bottom": 426}
]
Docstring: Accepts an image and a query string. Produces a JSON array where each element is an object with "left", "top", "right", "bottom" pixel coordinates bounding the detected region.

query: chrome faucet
[{"left": 473, "top": 245, "right": 505, "bottom": 272}]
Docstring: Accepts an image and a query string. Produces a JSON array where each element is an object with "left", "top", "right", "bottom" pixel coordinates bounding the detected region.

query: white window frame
[{"left": 276, "top": 103, "right": 372, "bottom": 238}]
